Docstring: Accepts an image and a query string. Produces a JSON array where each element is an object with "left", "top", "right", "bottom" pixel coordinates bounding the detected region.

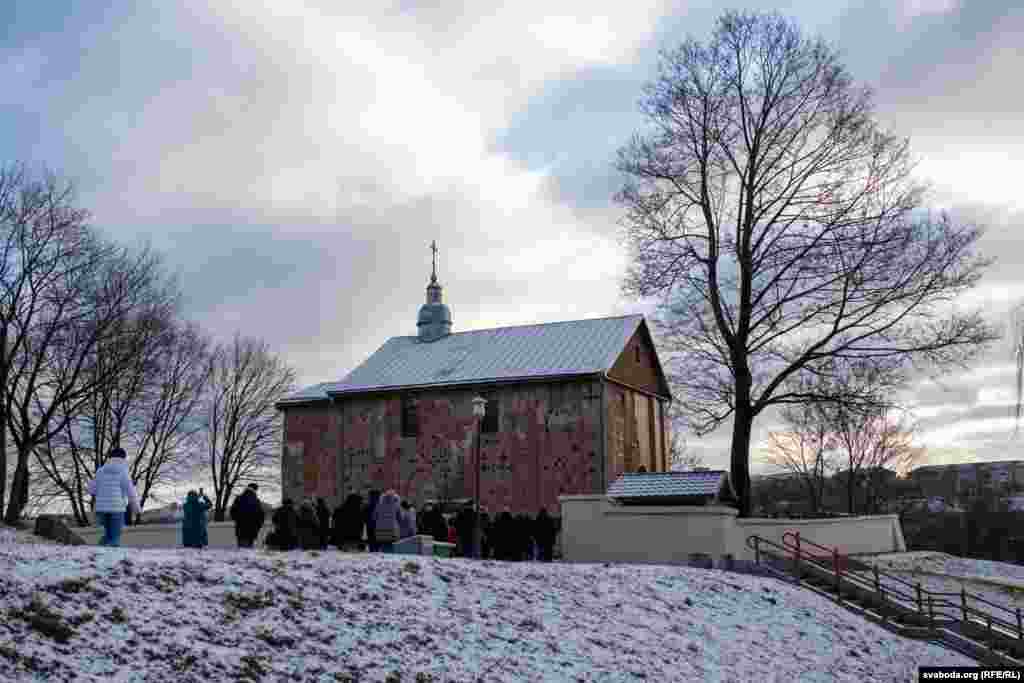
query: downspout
[
  {"left": 342, "top": 401, "right": 350, "bottom": 501},
  {"left": 599, "top": 373, "right": 607, "bottom": 492}
]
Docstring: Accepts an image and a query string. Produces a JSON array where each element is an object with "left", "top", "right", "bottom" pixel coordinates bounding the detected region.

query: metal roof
[
  {"left": 606, "top": 471, "right": 734, "bottom": 504},
  {"left": 279, "top": 382, "right": 336, "bottom": 404},
  {"left": 280, "top": 314, "right": 647, "bottom": 403}
]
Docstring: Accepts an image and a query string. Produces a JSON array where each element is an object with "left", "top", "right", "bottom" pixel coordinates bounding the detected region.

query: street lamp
[{"left": 471, "top": 395, "right": 487, "bottom": 559}]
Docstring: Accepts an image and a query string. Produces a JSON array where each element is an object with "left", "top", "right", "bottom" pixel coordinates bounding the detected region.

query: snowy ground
[
  {"left": 866, "top": 552, "right": 1024, "bottom": 622},
  {"left": 0, "top": 528, "right": 972, "bottom": 682}
]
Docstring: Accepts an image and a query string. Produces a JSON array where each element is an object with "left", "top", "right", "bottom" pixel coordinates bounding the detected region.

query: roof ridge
[{"left": 384, "top": 313, "right": 644, "bottom": 340}]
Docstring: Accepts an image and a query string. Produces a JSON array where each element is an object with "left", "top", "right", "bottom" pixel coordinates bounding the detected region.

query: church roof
[{"left": 280, "top": 314, "right": 652, "bottom": 403}]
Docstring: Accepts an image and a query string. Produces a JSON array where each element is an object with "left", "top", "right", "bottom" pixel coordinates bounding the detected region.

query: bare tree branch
[
  {"left": 202, "top": 334, "right": 296, "bottom": 521},
  {"left": 616, "top": 11, "right": 996, "bottom": 515}
]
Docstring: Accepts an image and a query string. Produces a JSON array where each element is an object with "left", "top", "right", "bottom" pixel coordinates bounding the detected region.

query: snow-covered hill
[{"left": 0, "top": 528, "right": 971, "bottom": 682}]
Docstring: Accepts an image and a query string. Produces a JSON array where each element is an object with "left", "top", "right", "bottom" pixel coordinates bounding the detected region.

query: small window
[
  {"left": 401, "top": 395, "right": 418, "bottom": 437},
  {"left": 481, "top": 396, "right": 499, "bottom": 434},
  {"left": 635, "top": 345, "right": 641, "bottom": 363}
]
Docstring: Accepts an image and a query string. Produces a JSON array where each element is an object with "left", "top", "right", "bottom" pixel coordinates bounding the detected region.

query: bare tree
[
  {"left": 0, "top": 165, "right": 92, "bottom": 519},
  {"left": 616, "top": 11, "right": 996, "bottom": 515},
  {"left": 33, "top": 318, "right": 209, "bottom": 525},
  {"left": 125, "top": 322, "right": 210, "bottom": 517},
  {"left": 4, "top": 236, "right": 172, "bottom": 523},
  {"left": 830, "top": 402, "right": 923, "bottom": 514},
  {"left": 668, "top": 431, "right": 705, "bottom": 471},
  {"left": 202, "top": 334, "right": 296, "bottom": 521},
  {"left": 764, "top": 402, "right": 834, "bottom": 514}
]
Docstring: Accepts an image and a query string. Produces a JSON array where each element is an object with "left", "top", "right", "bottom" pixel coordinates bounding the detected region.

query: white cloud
[{"left": 919, "top": 416, "right": 1018, "bottom": 448}]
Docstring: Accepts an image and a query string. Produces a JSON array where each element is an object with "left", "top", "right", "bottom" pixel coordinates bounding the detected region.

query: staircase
[{"left": 747, "top": 532, "right": 1024, "bottom": 666}]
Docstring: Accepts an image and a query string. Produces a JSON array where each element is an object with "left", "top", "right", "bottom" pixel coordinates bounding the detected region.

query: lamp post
[{"left": 471, "top": 395, "right": 487, "bottom": 559}]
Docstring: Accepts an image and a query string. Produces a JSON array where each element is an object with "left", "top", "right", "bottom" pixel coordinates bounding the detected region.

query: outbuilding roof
[
  {"left": 280, "top": 314, "right": 667, "bottom": 404},
  {"left": 606, "top": 471, "right": 735, "bottom": 505}
]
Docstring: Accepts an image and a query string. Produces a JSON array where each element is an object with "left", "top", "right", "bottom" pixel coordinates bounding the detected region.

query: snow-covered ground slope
[
  {"left": 869, "top": 552, "right": 1024, "bottom": 617},
  {"left": 0, "top": 528, "right": 971, "bottom": 682}
]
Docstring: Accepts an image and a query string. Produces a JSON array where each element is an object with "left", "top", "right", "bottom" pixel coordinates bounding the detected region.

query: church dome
[
  {"left": 417, "top": 302, "right": 452, "bottom": 341},
  {"left": 417, "top": 241, "right": 452, "bottom": 342}
]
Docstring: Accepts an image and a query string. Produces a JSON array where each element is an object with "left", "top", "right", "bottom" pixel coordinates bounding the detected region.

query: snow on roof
[
  {"left": 0, "top": 528, "right": 971, "bottom": 680},
  {"left": 280, "top": 314, "right": 650, "bottom": 404},
  {"left": 607, "top": 470, "right": 735, "bottom": 504}
]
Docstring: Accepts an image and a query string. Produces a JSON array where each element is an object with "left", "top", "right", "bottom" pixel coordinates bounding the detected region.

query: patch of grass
[
  {"left": 106, "top": 606, "right": 128, "bottom": 624},
  {"left": 224, "top": 590, "right": 276, "bottom": 612},
  {"left": 254, "top": 627, "right": 296, "bottom": 649},
  {"left": 10, "top": 594, "right": 76, "bottom": 643},
  {"left": 51, "top": 577, "right": 92, "bottom": 594},
  {"left": 237, "top": 653, "right": 269, "bottom": 681}
]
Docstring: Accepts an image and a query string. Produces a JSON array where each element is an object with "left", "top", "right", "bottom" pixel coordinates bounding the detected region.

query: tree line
[{"left": 0, "top": 164, "right": 296, "bottom": 526}]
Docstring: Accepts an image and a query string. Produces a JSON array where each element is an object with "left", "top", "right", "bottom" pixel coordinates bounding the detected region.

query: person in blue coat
[{"left": 182, "top": 489, "right": 212, "bottom": 549}]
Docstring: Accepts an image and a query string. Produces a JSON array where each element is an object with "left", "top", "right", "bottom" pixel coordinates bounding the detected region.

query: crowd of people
[
  {"left": 241, "top": 487, "right": 560, "bottom": 561},
  {"left": 85, "top": 446, "right": 559, "bottom": 559}
]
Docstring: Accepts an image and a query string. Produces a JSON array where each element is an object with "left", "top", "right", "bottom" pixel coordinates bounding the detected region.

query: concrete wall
[
  {"left": 559, "top": 495, "right": 906, "bottom": 565},
  {"left": 736, "top": 515, "right": 906, "bottom": 558},
  {"left": 560, "top": 495, "right": 740, "bottom": 564}
]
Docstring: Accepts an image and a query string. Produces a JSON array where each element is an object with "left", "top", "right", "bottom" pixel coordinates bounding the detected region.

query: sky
[{"left": 2, "top": 0, "right": 1022, "bottom": 476}]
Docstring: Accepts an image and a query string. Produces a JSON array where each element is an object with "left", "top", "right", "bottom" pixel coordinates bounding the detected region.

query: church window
[
  {"left": 401, "top": 395, "right": 418, "bottom": 437},
  {"left": 481, "top": 395, "right": 499, "bottom": 434},
  {"left": 635, "top": 344, "right": 641, "bottom": 363}
]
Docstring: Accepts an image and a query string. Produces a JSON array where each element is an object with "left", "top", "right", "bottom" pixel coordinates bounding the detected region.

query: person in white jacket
[{"left": 87, "top": 447, "right": 140, "bottom": 547}]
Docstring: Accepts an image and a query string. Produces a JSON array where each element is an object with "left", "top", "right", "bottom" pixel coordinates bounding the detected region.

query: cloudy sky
[{"left": 2, "top": 0, "right": 1021, "bottom": 474}]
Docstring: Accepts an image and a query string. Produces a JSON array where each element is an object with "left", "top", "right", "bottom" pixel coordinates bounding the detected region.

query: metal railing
[{"left": 747, "top": 532, "right": 1024, "bottom": 648}]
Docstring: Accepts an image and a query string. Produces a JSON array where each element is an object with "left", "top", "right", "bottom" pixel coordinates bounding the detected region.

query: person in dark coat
[
  {"left": 229, "top": 483, "right": 265, "bottom": 548},
  {"left": 421, "top": 504, "right": 448, "bottom": 543},
  {"left": 296, "top": 500, "right": 321, "bottom": 550},
  {"left": 455, "top": 504, "right": 477, "bottom": 558},
  {"left": 182, "top": 490, "right": 212, "bottom": 549},
  {"left": 480, "top": 510, "right": 492, "bottom": 559},
  {"left": 266, "top": 499, "right": 298, "bottom": 551},
  {"left": 492, "top": 509, "right": 514, "bottom": 560},
  {"left": 514, "top": 513, "right": 534, "bottom": 561},
  {"left": 332, "top": 493, "right": 363, "bottom": 549},
  {"left": 316, "top": 497, "right": 332, "bottom": 550},
  {"left": 534, "top": 507, "right": 556, "bottom": 562},
  {"left": 364, "top": 489, "right": 381, "bottom": 552}
]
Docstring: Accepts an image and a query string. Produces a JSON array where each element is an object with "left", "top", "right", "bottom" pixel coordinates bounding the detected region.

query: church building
[{"left": 277, "top": 246, "right": 673, "bottom": 514}]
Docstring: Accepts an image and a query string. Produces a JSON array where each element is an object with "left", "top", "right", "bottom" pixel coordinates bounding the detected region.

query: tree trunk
[
  {"left": 730, "top": 403, "right": 754, "bottom": 518},
  {"left": 0, "top": 418, "right": 5, "bottom": 520},
  {"left": 4, "top": 455, "right": 29, "bottom": 524}
]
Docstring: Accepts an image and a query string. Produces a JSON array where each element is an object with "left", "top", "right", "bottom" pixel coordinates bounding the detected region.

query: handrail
[
  {"left": 781, "top": 530, "right": 832, "bottom": 556},
  {"left": 747, "top": 532, "right": 1024, "bottom": 645}
]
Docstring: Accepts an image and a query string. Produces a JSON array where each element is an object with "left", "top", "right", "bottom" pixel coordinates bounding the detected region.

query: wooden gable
[{"left": 607, "top": 320, "right": 671, "bottom": 399}]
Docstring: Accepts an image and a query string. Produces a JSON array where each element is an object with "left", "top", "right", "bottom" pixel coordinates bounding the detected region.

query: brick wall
[{"left": 282, "top": 379, "right": 608, "bottom": 515}]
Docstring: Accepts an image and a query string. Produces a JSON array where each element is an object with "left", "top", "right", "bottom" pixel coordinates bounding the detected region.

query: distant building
[
  {"left": 276, "top": 244, "right": 673, "bottom": 514},
  {"left": 909, "top": 460, "right": 1024, "bottom": 499}
]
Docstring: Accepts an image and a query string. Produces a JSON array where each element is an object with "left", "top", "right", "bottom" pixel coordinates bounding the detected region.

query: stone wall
[
  {"left": 282, "top": 378, "right": 612, "bottom": 515},
  {"left": 333, "top": 380, "right": 606, "bottom": 515},
  {"left": 559, "top": 495, "right": 907, "bottom": 565}
]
